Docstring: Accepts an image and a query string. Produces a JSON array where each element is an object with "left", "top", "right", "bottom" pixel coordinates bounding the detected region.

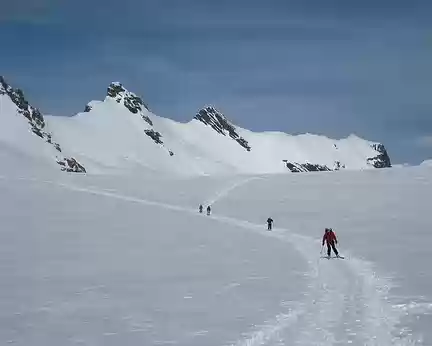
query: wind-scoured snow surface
[{"left": 1, "top": 150, "right": 431, "bottom": 345}]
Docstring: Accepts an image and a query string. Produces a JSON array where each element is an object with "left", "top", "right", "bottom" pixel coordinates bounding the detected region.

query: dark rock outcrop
[
  {"left": 107, "top": 82, "right": 153, "bottom": 126},
  {"left": 1, "top": 76, "right": 54, "bottom": 145},
  {"left": 283, "top": 160, "right": 332, "bottom": 173},
  {"left": 1, "top": 76, "right": 86, "bottom": 172},
  {"left": 367, "top": 143, "right": 391, "bottom": 168},
  {"left": 1, "top": 76, "right": 45, "bottom": 130},
  {"left": 333, "top": 160, "right": 345, "bottom": 170},
  {"left": 194, "top": 106, "right": 251, "bottom": 151},
  {"left": 57, "top": 157, "right": 86, "bottom": 173},
  {"left": 144, "top": 129, "right": 163, "bottom": 145},
  {"left": 107, "top": 82, "right": 125, "bottom": 99},
  {"left": 143, "top": 129, "right": 175, "bottom": 156}
]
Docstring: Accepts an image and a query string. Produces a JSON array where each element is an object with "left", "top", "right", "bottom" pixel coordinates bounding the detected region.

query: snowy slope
[
  {"left": 46, "top": 82, "right": 391, "bottom": 175},
  {"left": 0, "top": 78, "right": 60, "bottom": 165},
  {"left": 1, "top": 159, "right": 431, "bottom": 345},
  {"left": 421, "top": 159, "right": 432, "bottom": 167},
  {"left": 46, "top": 83, "right": 236, "bottom": 175},
  {"left": 0, "top": 76, "right": 86, "bottom": 172}
]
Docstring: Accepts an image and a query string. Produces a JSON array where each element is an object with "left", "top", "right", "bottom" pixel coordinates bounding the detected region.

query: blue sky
[{"left": 1, "top": 0, "right": 431, "bottom": 164}]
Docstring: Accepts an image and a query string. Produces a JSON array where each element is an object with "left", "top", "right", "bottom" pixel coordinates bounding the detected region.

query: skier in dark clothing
[
  {"left": 267, "top": 218, "right": 274, "bottom": 231},
  {"left": 199, "top": 204, "right": 203, "bottom": 213},
  {"left": 322, "top": 228, "right": 339, "bottom": 258},
  {"left": 206, "top": 206, "right": 211, "bottom": 215}
]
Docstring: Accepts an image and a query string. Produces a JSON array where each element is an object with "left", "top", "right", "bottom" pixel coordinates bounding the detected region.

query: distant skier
[
  {"left": 199, "top": 204, "right": 203, "bottom": 213},
  {"left": 267, "top": 217, "right": 274, "bottom": 231},
  {"left": 206, "top": 205, "right": 211, "bottom": 216},
  {"left": 322, "top": 228, "right": 339, "bottom": 258}
]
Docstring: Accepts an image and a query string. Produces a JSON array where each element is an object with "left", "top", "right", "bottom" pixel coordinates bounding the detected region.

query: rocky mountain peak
[
  {"left": 105, "top": 82, "right": 174, "bottom": 156},
  {"left": 367, "top": 143, "right": 391, "bottom": 168},
  {"left": 106, "top": 82, "right": 152, "bottom": 126},
  {"left": 194, "top": 106, "right": 251, "bottom": 151}
]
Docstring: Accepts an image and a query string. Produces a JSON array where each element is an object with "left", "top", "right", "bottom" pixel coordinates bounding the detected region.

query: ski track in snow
[
  {"left": 1, "top": 176, "right": 418, "bottom": 345},
  {"left": 203, "top": 176, "right": 263, "bottom": 207}
]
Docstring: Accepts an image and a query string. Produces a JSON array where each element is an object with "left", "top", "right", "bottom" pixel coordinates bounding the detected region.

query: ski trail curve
[
  {"left": 1, "top": 176, "right": 418, "bottom": 345},
  {"left": 214, "top": 219, "right": 417, "bottom": 346},
  {"left": 204, "top": 176, "right": 262, "bottom": 207},
  {"left": 201, "top": 179, "right": 418, "bottom": 345},
  {"left": 60, "top": 180, "right": 417, "bottom": 345}
]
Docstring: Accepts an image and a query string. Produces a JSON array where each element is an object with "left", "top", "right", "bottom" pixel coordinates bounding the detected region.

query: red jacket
[{"left": 322, "top": 230, "right": 337, "bottom": 245}]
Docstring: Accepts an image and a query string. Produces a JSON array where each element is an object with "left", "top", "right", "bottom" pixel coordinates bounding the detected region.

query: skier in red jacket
[{"left": 322, "top": 228, "right": 339, "bottom": 258}]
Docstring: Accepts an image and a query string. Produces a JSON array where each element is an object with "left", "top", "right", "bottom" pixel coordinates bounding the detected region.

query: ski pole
[{"left": 320, "top": 244, "right": 324, "bottom": 255}]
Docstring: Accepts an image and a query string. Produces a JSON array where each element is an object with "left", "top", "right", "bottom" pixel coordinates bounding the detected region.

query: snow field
[
  {"left": 1, "top": 164, "right": 431, "bottom": 345},
  {"left": 0, "top": 175, "right": 306, "bottom": 346}
]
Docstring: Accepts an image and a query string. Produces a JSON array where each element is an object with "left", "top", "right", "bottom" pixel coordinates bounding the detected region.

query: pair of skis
[
  {"left": 321, "top": 255, "right": 345, "bottom": 259},
  {"left": 320, "top": 245, "right": 344, "bottom": 259}
]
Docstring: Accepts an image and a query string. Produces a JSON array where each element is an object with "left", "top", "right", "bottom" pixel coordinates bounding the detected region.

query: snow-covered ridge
[
  {"left": 0, "top": 76, "right": 86, "bottom": 173},
  {"left": 194, "top": 106, "right": 251, "bottom": 151},
  {"left": 105, "top": 82, "right": 152, "bottom": 125},
  {"left": 1, "top": 76, "right": 392, "bottom": 175},
  {"left": 0, "top": 77, "right": 44, "bottom": 123},
  {"left": 105, "top": 82, "right": 174, "bottom": 156},
  {"left": 1, "top": 76, "right": 50, "bottom": 142}
]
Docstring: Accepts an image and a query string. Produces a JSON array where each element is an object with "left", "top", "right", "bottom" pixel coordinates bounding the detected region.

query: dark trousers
[
  {"left": 327, "top": 241, "right": 339, "bottom": 256},
  {"left": 268, "top": 223, "right": 272, "bottom": 230}
]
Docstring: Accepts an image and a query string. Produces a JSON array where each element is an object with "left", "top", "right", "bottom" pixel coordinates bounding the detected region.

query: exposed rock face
[
  {"left": 1, "top": 76, "right": 46, "bottom": 132},
  {"left": 194, "top": 106, "right": 251, "bottom": 151},
  {"left": 367, "top": 143, "right": 391, "bottom": 168},
  {"left": 333, "top": 160, "right": 345, "bottom": 170},
  {"left": 283, "top": 161, "right": 332, "bottom": 173},
  {"left": 143, "top": 129, "right": 174, "bottom": 156},
  {"left": 144, "top": 129, "right": 163, "bottom": 145},
  {"left": 1, "top": 76, "right": 85, "bottom": 172},
  {"left": 107, "top": 82, "right": 153, "bottom": 126},
  {"left": 57, "top": 157, "right": 86, "bottom": 173},
  {"left": 282, "top": 143, "right": 391, "bottom": 173}
]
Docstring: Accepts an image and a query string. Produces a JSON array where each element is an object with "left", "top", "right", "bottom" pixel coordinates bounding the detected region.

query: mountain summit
[
  {"left": 106, "top": 82, "right": 152, "bottom": 124},
  {"left": 1, "top": 76, "right": 391, "bottom": 175}
]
